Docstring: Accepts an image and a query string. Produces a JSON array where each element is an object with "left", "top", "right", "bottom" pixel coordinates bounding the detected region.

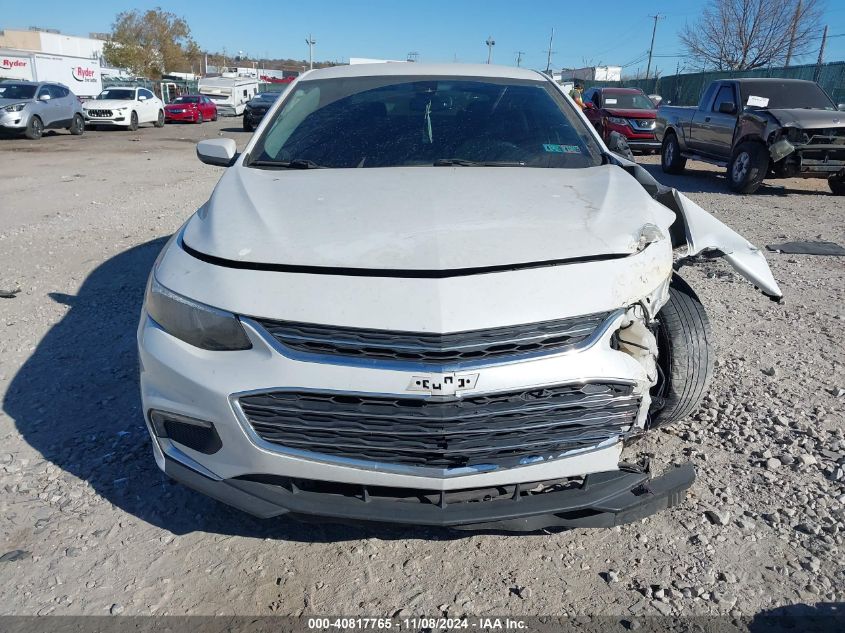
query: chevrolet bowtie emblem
[{"left": 407, "top": 372, "right": 479, "bottom": 396}]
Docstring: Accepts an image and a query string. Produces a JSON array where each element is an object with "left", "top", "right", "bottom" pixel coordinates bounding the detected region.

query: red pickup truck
[{"left": 582, "top": 87, "right": 660, "bottom": 153}]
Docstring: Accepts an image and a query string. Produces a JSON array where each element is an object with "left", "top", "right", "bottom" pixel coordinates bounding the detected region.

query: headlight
[
  {"left": 115, "top": 106, "right": 128, "bottom": 112},
  {"left": 607, "top": 116, "right": 628, "bottom": 126},
  {"left": 3, "top": 103, "right": 26, "bottom": 113},
  {"left": 145, "top": 276, "right": 252, "bottom": 351}
]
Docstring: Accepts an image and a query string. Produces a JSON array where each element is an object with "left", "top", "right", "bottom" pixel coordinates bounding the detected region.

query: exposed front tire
[
  {"left": 69, "top": 113, "right": 84, "bottom": 135},
  {"left": 648, "top": 275, "right": 715, "bottom": 429},
  {"left": 196, "top": 112, "right": 203, "bottom": 124},
  {"left": 728, "top": 142, "right": 768, "bottom": 194},
  {"left": 829, "top": 175, "right": 845, "bottom": 196},
  {"left": 25, "top": 116, "right": 43, "bottom": 140},
  {"left": 243, "top": 117, "right": 253, "bottom": 132},
  {"left": 154, "top": 110, "right": 165, "bottom": 128},
  {"left": 128, "top": 111, "right": 139, "bottom": 131},
  {"left": 661, "top": 131, "right": 686, "bottom": 174}
]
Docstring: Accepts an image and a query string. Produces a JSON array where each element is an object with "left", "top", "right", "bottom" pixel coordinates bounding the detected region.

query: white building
[
  {"left": 0, "top": 28, "right": 105, "bottom": 61},
  {"left": 567, "top": 66, "right": 622, "bottom": 82}
]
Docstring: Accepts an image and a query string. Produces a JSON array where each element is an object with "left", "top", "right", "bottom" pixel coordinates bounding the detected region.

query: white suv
[
  {"left": 138, "top": 64, "right": 781, "bottom": 531},
  {"left": 82, "top": 87, "right": 165, "bottom": 130}
]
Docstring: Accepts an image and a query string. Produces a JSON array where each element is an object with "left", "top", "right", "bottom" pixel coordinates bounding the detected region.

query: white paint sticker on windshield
[
  {"left": 604, "top": 98, "right": 618, "bottom": 104},
  {"left": 747, "top": 95, "right": 769, "bottom": 107}
]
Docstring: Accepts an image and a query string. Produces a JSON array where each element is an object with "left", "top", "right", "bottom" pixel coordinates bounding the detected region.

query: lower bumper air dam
[{"left": 162, "top": 456, "right": 695, "bottom": 532}]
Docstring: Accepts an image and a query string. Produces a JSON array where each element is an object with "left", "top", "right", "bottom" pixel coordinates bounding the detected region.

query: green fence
[{"left": 575, "top": 61, "right": 845, "bottom": 107}]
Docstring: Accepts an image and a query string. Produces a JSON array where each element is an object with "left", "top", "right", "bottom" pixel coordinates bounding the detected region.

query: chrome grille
[
  {"left": 239, "top": 382, "right": 640, "bottom": 468},
  {"left": 87, "top": 109, "right": 112, "bottom": 117},
  {"left": 253, "top": 311, "right": 612, "bottom": 365}
]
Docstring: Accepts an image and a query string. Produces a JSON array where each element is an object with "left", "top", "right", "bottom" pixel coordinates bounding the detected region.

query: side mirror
[
  {"left": 39, "top": 93, "right": 51, "bottom": 101},
  {"left": 718, "top": 101, "right": 736, "bottom": 114},
  {"left": 584, "top": 101, "right": 595, "bottom": 110},
  {"left": 838, "top": 103, "right": 845, "bottom": 111},
  {"left": 607, "top": 131, "right": 634, "bottom": 161},
  {"left": 138, "top": 95, "right": 147, "bottom": 101},
  {"left": 197, "top": 138, "right": 238, "bottom": 167}
]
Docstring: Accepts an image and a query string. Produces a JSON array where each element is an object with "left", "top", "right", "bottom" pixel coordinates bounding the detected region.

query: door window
[
  {"left": 139, "top": 89, "right": 155, "bottom": 101},
  {"left": 712, "top": 85, "right": 736, "bottom": 113}
]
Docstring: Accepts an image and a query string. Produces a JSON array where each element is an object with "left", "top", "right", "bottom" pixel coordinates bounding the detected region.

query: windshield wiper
[
  {"left": 433, "top": 158, "right": 526, "bottom": 167},
  {"left": 249, "top": 159, "right": 325, "bottom": 169}
]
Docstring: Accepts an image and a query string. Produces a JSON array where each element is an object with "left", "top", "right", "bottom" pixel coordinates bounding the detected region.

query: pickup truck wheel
[
  {"left": 829, "top": 175, "right": 845, "bottom": 196},
  {"left": 661, "top": 132, "right": 686, "bottom": 174},
  {"left": 728, "top": 142, "right": 768, "bottom": 194},
  {"left": 648, "top": 275, "right": 715, "bottom": 429}
]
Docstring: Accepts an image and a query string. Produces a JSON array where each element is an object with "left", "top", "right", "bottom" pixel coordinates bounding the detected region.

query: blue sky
[{"left": 3, "top": 0, "right": 844, "bottom": 76}]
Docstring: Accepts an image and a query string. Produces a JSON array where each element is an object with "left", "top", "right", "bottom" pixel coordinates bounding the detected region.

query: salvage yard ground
[{"left": 0, "top": 121, "right": 843, "bottom": 618}]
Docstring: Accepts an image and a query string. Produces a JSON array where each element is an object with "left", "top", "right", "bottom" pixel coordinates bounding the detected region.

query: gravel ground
[{"left": 0, "top": 122, "right": 843, "bottom": 620}]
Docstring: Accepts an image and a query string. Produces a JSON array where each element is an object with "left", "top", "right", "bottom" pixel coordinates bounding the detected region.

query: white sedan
[{"left": 82, "top": 87, "right": 165, "bottom": 130}]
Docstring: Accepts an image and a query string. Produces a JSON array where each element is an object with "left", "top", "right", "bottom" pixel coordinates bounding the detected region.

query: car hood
[
  {"left": 0, "top": 97, "right": 33, "bottom": 106},
  {"left": 182, "top": 164, "right": 676, "bottom": 271},
  {"left": 82, "top": 99, "right": 136, "bottom": 109},
  {"left": 165, "top": 103, "right": 196, "bottom": 109},
  {"left": 603, "top": 108, "right": 656, "bottom": 119},
  {"left": 767, "top": 108, "right": 845, "bottom": 128}
]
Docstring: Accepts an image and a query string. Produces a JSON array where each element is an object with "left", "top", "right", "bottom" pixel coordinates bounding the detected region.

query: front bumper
[
  {"left": 164, "top": 110, "right": 198, "bottom": 122},
  {"left": 244, "top": 110, "right": 268, "bottom": 126},
  {"left": 0, "top": 109, "right": 29, "bottom": 130},
  {"left": 83, "top": 112, "right": 129, "bottom": 126},
  {"left": 627, "top": 140, "right": 662, "bottom": 151},
  {"left": 163, "top": 455, "right": 694, "bottom": 531},
  {"left": 139, "top": 235, "right": 678, "bottom": 527}
]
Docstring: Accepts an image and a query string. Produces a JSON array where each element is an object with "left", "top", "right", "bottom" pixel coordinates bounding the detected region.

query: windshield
[
  {"left": 0, "top": 83, "right": 37, "bottom": 100},
  {"left": 602, "top": 92, "right": 654, "bottom": 110},
  {"left": 173, "top": 96, "right": 199, "bottom": 103},
  {"left": 740, "top": 81, "right": 836, "bottom": 110},
  {"left": 97, "top": 89, "right": 135, "bottom": 101},
  {"left": 249, "top": 76, "right": 603, "bottom": 169}
]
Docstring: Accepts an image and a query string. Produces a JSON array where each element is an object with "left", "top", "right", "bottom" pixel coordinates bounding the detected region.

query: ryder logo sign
[
  {"left": 2, "top": 58, "right": 28, "bottom": 70},
  {"left": 72, "top": 66, "right": 97, "bottom": 83}
]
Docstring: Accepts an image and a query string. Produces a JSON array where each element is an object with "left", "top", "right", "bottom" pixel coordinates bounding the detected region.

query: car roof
[
  {"left": 1, "top": 79, "right": 66, "bottom": 87},
  {"left": 300, "top": 63, "right": 546, "bottom": 82},
  {"left": 731, "top": 78, "right": 818, "bottom": 85}
]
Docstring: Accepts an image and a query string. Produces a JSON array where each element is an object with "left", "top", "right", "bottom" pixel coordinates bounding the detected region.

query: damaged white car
[{"left": 138, "top": 64, "right": 781, "bottom": 531}]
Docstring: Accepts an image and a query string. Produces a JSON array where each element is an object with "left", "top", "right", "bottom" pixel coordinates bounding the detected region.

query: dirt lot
[{"left": 0, "top": 121, "right": 843, "bottom": 621}]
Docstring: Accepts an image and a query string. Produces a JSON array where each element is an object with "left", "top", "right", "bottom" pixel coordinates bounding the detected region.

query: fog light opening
[{"left": 148, "top": 410, "right": 222, "bottom": 455}]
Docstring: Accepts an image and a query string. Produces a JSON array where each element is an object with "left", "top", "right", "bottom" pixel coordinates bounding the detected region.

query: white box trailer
[
  {"left": 198, "top": 76, "right": 259, "bottom": 116},
  {"left": 0, "top": 50, "right": 102, "bottom": 98}
]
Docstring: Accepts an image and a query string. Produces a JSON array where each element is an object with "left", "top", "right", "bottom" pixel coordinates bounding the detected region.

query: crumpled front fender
[{"left": 612, "top": 157, "right": 783, "bottom": 300}]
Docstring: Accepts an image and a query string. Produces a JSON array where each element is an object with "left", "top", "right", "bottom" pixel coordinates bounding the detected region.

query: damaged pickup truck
[
  {"left": 657, "top": 78, "right": 845, "bottom": 194},
  {"left": 138, "top": 64, "right": 782, "bottom": 532}
]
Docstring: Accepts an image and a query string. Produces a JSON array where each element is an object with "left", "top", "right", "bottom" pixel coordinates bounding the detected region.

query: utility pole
[
  {"left": 545, "top": 28, "right": 555, "bottom": 74},
  {"left": 785, "top": 0, "right": 803, "bottom": 67},
  {"left": 645, "top": 14, "right": 664, "bottom": 81},
  {"left": 485, "top": 36, "right": 495, "bottom": 64},
  {"left": 814, "top": 25, "right": 828, "bottom": 82},
  {"left": 516, "top": 51, "right": 525, "bottom": 67},
  {"left": 305, "top": 34, "right": 316, "bottom": 70}
]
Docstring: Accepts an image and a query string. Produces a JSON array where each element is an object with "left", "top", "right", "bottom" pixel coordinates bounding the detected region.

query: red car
[
  {"left": 163, "top": 95, "right": 217, "bottom": 124},
  {"left": 582, "top": 87, "right": 660, "bottom": 153}
]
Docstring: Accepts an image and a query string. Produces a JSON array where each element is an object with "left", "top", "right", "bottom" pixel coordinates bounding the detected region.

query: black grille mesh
[
  {"left": 253, "top": 312, "right": 611, "bottom": 364},
  {"left": 239, "top": 382, "right": 639, "bottom": 468}
]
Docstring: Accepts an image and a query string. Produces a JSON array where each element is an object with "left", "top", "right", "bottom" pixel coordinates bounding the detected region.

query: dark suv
[
  {"left": 582, "top": 87, "right": 660, "bottom": 153},
  {"left": 0, "top": 80, "right": 85, "bottom": 139}
]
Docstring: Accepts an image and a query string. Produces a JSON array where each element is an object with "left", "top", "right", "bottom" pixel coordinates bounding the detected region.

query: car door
[
  {"left": 54, "top": 85, "right": 74, "bottom": 125},
  {"left": 138, "top": 89, "right": 158, "bottom": 122},
  {"left": 34, "top": 85, "right": 56, "bottom": 126},
  {"left": 687, "top": 82, "right": 719, "bottom": 153},
  {"left": 700, "top": 84, "right": 738, "bottom": 158},
  {"left": 582, "top": 89, "right": 601, "bottom": 128}
]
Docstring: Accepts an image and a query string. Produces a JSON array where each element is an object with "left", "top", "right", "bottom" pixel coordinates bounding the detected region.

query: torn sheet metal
[{"left": 613, "top": 157, "right": 784, "bottom": 300}]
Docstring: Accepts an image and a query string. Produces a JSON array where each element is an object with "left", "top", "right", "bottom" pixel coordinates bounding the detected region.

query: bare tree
[{"left": 680, "top": 0, "right": 823, "bottom": 71}]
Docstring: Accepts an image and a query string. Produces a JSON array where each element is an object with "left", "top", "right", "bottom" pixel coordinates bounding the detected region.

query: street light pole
[
  {"left": 306, "top": 34, "right": 316, "bottom": 70},
  {"left": 486, "top": 36, "right": 495, "bottom": 64}
]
